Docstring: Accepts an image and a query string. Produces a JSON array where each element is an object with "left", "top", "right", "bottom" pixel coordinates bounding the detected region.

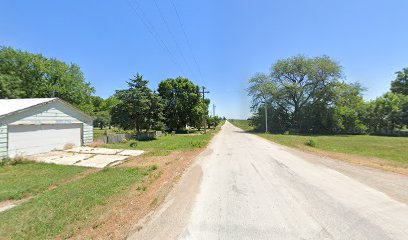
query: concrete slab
[
  {"left": 29, "top": 147, "right": 144, "bottom": 168},
  {"left": 118, "top": 149, "right": 145, "bottom": 156},
  {"left": 74, "top": 155, "right": 128, "bottom": 168},
  {"left": 48, "top": 153, "right": 94, "bottom": 165},
  {"left": 64, "top": 147, "right": 87, "bottom": 153},
  {"left": 30, "top": 151, "right": 72, "bottom": 162},
  {"left": 65, "top": 147, "right": 123, "bottom": 155}
]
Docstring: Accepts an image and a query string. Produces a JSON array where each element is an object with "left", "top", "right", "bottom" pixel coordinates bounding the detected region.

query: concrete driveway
[{"left": 30, "top": 147, "right": 144, "bottom": 168}]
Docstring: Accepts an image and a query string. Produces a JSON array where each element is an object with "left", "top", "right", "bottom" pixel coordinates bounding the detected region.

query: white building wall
[
  {"left": 0, "top": 125, "right": 7, "bottom": 158},
  {"left": 0, "top": 100, "right": 93, "bottom": 158}
]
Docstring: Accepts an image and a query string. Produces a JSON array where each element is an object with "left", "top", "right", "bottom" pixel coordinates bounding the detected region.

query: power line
[
  {"left": 170, "top": 0, "right": 204, "bottom": 82},
  {"left": 152, "top": 0, "right": 195, "bottom": 79},
  {"left": 126, "top": 0, "right": 186, "bottom": 76}
]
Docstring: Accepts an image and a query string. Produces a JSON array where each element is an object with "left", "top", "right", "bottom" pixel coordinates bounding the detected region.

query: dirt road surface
[{"left": 129, "top": 121, "right": 408, "bottom": 240}]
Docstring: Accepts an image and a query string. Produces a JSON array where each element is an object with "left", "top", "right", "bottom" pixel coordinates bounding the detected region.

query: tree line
[
  {"left": 248, "top": 55, "right": 408, "bottom": 135},
  {"left": 0, "top": 46, "right": 221, "bottom": 132},
  {"left": 109, "top": 74, "right": 216, "bottom": 132},
  {"left": 0, "top": 46, "right": 95, "bottom": 112}
]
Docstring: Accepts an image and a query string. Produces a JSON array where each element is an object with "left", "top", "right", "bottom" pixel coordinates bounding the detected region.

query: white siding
[
  {"left": 0, "top": 100, "right": 93, "bottom": 158},
  {"left": 83, "top": 123, "right": 93, "bottom": 145},
  {"left": 0, "top": 125, "right": 7, "bottom": 158},
  {"left": 8, "top": 124, "right": 82, "bottom": 157}
]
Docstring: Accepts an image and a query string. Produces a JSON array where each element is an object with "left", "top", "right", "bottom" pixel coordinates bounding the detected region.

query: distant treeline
[
  {"left": 247, "top": 55, "right": 408, "bottom": 135},
  {"left": 0, "top": 46, "right": 222, "bottom": 132}
]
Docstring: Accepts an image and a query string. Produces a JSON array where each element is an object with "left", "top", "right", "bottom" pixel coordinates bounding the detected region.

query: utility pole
[
  {"left": 263, "top": 101, "right": 268, "bottom": 133},
  {"left": 213, "top": 104, "right": 216, "bottom": 117},
  {"left": 201, "top": 86, "right": 210, "bottom": 133}
]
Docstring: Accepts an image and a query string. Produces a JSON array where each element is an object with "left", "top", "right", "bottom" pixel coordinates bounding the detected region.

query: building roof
[
  {"left": 0, "top": 98, "right": 57, "bottom": 117},
  {"left": 0, "top": 98, "right": 93, "bottom": 121}
]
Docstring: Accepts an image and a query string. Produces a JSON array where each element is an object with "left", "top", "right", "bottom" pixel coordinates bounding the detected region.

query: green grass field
[
  {"left": 0, "top": 162, "right": 86, "bottom": 201},
  {"left": 230, "top": 119, "right": 408, "bottom": 164},
  {"left": 0, "top": 166, "right": 154, "bottom": 239},
  {"left": 102, "top": 124, "right": 224, "bottom": 156}
]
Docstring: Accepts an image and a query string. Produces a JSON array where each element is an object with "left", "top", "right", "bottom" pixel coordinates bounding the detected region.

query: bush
[
  {"left": 129, "top": 140, "right": 138, "bottom": 148},
  {"left": 149, "top": 165, "right": 158, "bottom": 171},
  {"left": 305, "top": 139, "right": 316, "bottom": 147}
]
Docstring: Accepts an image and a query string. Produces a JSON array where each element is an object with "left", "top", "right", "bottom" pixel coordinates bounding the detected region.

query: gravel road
[{"left": 130, "top": 121, "right": 408, "bottom": 240}]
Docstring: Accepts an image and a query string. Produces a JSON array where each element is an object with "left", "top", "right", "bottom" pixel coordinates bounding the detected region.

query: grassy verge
[
  {"left": 230, "top": 120, "right": 408, "bottom": 165},
  {"left": 0, "top": 123, "right": 224, "bottom": 239},
  {"left": 102, "top": 123, "right": 224, "bottom": 156},
  {"left": 0, "top": 166, "right": 155, "bottom": 239},
  {"left": 0, "top": 162, "right": 86, "bottom": 201},
  {"left": 229, "top": 119, "right": 254, "bottom": 132}
]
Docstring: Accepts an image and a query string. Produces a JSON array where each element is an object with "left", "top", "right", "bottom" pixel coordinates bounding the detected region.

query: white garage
[{"left": 0, "top": 98, "right": 93, "bottom": 158}]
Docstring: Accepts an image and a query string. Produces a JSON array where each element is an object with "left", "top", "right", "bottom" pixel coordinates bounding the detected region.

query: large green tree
[
  {"left": 0, "top": 46, "right": 95, "bottom": 113},
  {"left": 158, "top": 77, "right": 206, "bottom": 130},
  {"left": 111, "top": 74, "right": 164, "bottom": 132},
  {"left": 332, "top": 82, "right": 368, "bottom": 133},
  {"left": 92, "top": 96, "right": 120, "bottom": 129},
  {"left": 391, "top": 68, "right": 408, "bottom": 95},
  {"left": 248, "top": 55, "right": 343, "bottom": 133},
  {"left": 271, "top": 55, "right": 342, "bottom": 128},
  {"left": 366, "top": 92, "right": 408, "bottom": 132}
]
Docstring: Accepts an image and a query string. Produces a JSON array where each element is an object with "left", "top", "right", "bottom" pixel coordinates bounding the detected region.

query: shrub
[
  {"left": 129, "top": 141, "right": 138, "bottom": 148},
  {"left": 149, "top": 165, "right": 158, "bottom": 171},
  {"left": 305, "top": 139, "right": 316, "bottom": 147}
]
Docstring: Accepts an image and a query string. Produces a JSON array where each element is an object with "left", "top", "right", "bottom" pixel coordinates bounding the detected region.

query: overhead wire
[
  {"left": 170, "top": 0, "right": 204, "bottom": 83},
  {"left": 126, "top": 0, "right": 186, "bottom": 76},
  {"left": 152, "top": 0, "right": 195, "bottom": 79}
]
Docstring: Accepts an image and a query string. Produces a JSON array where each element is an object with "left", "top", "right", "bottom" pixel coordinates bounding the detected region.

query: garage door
[{"left": 8, "top": 124, "right": 82, "bottom": 157}]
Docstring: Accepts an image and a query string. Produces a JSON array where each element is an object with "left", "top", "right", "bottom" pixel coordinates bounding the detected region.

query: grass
[
  {"left": 0, "top": 166, "right": 154, "bottom": 239},
  {"left": 230, "top": 119, "right": 408, "bottom": 164},
  {"left": 229, "top": 119, "right": 254, "bottom": 132},
  {"left": 0, "top": 162, "right": 86, "bottom": 201},
  {"left": 102, "top": 124, "right": 224, "bottom": 156}
]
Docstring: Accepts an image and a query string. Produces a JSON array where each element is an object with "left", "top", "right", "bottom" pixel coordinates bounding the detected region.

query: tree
[
  {"left": 332, "top": 82, "right": 368, "bottom": 133},
  {"left": 391, "top": 67, "right": 408, "bottom": 95},
  {"left": 94, "top": 112, "right": 110, "bottom": 129},
  {"left": 158, "top": 77, "right": 203, "bottom": 130},
  {"left": 247, "top": 73, "right": 277, "bottom": 108},
  {"left": 271, "top": 55, "right": 342, "bottom": 129},
  {"left": 0, "top": 74, "right": 24, "bottom": 98},
  {"left": 248, "top": 55, "right": 343, "bottom": 133},
  {"left": 366, "top": 93, "right": 408, "bottom": 132},
  {"left": 111, "top": 74, "right": 164, "bottom": 132},
  {"left": 0, "top": 46, "right": 95, "bottom": 113},
  {"left": 208, "top": 116, "right": 221, "bottom": 128},
  {"left": 146, "top": 92, "right": 165, "bottom": 131}
]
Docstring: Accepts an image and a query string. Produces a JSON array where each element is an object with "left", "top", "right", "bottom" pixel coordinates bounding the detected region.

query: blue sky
[{"left": 1, "top": 0, "right": 407, "bottom": 119}]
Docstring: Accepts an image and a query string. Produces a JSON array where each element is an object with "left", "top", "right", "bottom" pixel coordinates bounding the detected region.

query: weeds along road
[{"left": 130, "top": 121, "right": 408, "bottom": 240}]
